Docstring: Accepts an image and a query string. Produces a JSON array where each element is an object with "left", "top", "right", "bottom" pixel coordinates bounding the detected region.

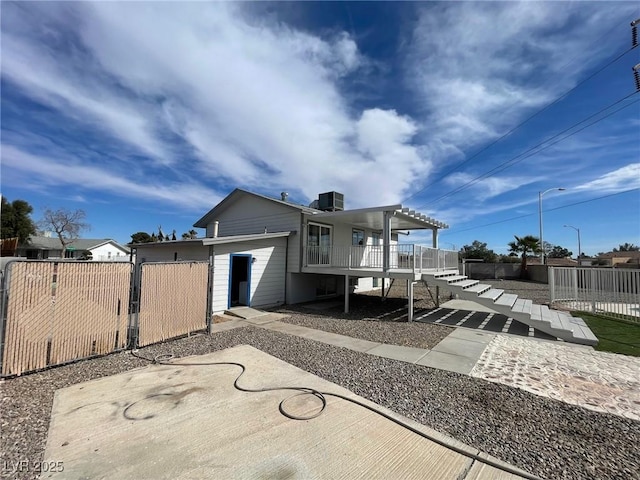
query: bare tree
[{"left": 40, "top": 208, "right": 90, "bottom": 251}]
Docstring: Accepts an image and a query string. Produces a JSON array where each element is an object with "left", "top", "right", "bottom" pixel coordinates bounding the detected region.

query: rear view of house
[{"left": 132, "top": 188, "right": 454, "bottom": 314}]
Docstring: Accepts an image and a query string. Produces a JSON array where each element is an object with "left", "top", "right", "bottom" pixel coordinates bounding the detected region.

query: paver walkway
[
  {"left": 216, "top": 310, "right": 640, "bottom": 422},
  {"left": 470, "top": 335, "right": 640, "bottom": 421}
]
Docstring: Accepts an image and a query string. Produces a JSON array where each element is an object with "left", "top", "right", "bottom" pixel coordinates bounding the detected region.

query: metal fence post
[
  {"left": 0, "top": 266, "right": 10, "bottom": 376},
  {"left": 591, "top": 268, "right": 597, "bottom": 313},
  {"left": 548, "top": 267, "right": 555, "bottom": 303},
  {"left": 128, "top": 263, "right": 142, "bottom": 349},
  {"left": 206, "top": 246, "right": 215, "bottom": 334}
]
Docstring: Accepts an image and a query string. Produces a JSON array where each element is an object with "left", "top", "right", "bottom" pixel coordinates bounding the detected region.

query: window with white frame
[{"left": 352, "top": 229, "right": 365, "bottom": 246}]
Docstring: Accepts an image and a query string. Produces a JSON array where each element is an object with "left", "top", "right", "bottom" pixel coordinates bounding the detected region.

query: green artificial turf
[{"left": 575, "top": 312, "right": 640, "bottom": 357}]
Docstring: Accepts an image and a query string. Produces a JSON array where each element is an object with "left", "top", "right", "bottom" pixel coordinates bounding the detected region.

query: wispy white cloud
[
  {"left": 574, "top": 163, "right": 640, "bottom": 193},
  {"left": 2, "top": 145, "right": 222, "bottom": 210},
  {"left": 1, "top": 24, "right": 170, "bottom": 164},
  {"left": 1, "top": 2, "right": 432, "bottom": 208},
  {"left": 444, "top": 172, "right": 540, "bottom": 201},
  {"left": 1, "top": 1, "right": 636, "bottom": 221},
  {"left": 406, "top": 2, "right": 632, "bottom": 153}
]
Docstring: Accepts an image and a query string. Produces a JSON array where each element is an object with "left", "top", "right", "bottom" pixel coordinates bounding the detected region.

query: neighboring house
[
  {"left": 0, "top": 237, "right": 19, "bottom": 257},
  {"left": 132, "top": 188, "right": 453, "bottom": 314},
  {"left": 527, "top": 257, "right": 578, "bottom": 267},
  {"left": 595, "top": 251, "right": 640, "bottom": 267},
  {"left": 16, "top": 236, "right": 130, "bottom": 261},
  {"left": 578, "top": 257, "right": 594, "bottom": 267}
]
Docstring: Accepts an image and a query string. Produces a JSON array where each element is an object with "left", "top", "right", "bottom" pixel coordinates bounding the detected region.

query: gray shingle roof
[{"left": 24, "top": 236, "right": 130, "bottom": 253}]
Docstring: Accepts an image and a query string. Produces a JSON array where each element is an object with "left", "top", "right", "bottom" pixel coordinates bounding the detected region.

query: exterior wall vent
[{"left": 318, "top": 191, "right": 344, "bottom": 212}]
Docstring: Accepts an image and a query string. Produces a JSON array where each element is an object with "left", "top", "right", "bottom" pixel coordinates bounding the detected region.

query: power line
[
  {"left": 444, "top": 188, "right": 640, "bottom": 234},
  {"left": 403, "top": 18, "right": 639, "bottom": 204},
  {"left": 420, "top": 92, "right": 639, "bottom": 208}
]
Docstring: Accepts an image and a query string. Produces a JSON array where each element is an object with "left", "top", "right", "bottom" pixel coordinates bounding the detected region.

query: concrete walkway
[
  {"left": 217, "top": 309, "right": 640, "bottom": 421},
  {"left": 221, "top": 310, "right": 495, "bottom": 375}
]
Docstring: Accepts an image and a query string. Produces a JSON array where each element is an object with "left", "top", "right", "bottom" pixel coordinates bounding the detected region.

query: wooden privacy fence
[
  {"left": 549, "top": 267, "right": 640, "bottom": 322},
  {"left": 135, "top": 262, "right": 210, "bottom": 347},
  {"left": 1, "top": 261, "right": 131, "bottom": 376}
]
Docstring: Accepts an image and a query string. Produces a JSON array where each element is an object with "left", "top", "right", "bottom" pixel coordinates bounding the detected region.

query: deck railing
[
  {"left": 549, "top": 267, "right": 640, "bottom": 322},
  {"left": 304, "top": 244, "right": 458, "bottom": 273}
]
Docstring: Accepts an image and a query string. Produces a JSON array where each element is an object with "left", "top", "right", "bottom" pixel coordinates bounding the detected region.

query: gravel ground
[
  {"left": 279, "top": 313, "right": 452, "bottom": 349},
  {"left": 277, "top": 283, "right": 452, "bottom": 349},
  {"left": 2, "top": 323, "right": 639, "bottom": 480},
  {"left": 277, "top": 280, "right": 552, "bottom": 347},
  {"left": 483, "top": 279, "right": 552, "bottom": 306}
]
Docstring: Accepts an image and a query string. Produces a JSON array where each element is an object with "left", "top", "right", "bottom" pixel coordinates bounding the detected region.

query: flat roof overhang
[
  {"left": 201, "top": 231, "right": 294, "bottom": 246},
  {"left": 308, "top": 205, "right": 448, "bottom": 231}
]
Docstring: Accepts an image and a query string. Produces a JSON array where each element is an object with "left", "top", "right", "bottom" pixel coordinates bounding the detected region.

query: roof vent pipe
[
  {"left": 213, "top": 221, "right": 219, "bottom": 238},
  {"left": 281, "top": 192, "right": 288, "bottom": 202}
]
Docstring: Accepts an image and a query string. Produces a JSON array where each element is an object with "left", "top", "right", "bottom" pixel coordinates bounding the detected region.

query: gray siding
[
  {"left": 134, "top": 239, "right": 287, "bottom": 313},
  {"left": 205, "top": 195, "right": 301, "bottom": 273},
  {"left": 134, "top": 243, "right": 209, "bottom": 263},
  {"left": 211, "top": 239, "right": 287, "bottom": 313}
]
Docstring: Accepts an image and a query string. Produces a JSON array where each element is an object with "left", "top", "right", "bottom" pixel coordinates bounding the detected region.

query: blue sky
[{"left": 1, "top": 1, "right": 639, "bottom": 255}]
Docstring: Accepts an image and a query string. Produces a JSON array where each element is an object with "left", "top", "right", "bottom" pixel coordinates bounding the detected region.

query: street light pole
[
  {"left": 564, "top": 224, "right": 581, "bottom": 264},
  {"left": 539, "top": 187, "right": 565, "bottom": 265}
]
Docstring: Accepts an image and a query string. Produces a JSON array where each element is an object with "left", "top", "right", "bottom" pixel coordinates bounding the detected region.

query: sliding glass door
[{"left": 307, "top": 223, "right": 332, "bottom": 265}]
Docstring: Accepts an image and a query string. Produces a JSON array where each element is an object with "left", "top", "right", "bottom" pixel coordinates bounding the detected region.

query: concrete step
[
  {"left": 456, "top": 280, "right": 480, "bottom": 289},
  {"left": 421, "top": 271, "right": 598, "bottom": 346},
  {"left": 530, "top": 304, "right": 542, "bottom": 320},
  {"left": 512, "top": 298, "right": 532, "bottom": 315},
  {"left": 567, "top": 316, "right": 599, "bottom": 344},
  {"left": 463, "top": 283, "right": 492, "bottom": 294},
  {"left": 224, "top": 307, "right": 268, "bottom": 319},
  {"left": 431, "top": 270, "right": 460, "bottom": 279},
  {"left": 479, "top": 289, "right": 504, "bottom": 302},
  {"left": 540, "top": 305, "right": 563, "bottom": 330},
  {"left": 494, "top": 293, "right": 518, "bottom": 309},
  {"left": 442, "top": 275, "right": 468, "bottom": 284}
]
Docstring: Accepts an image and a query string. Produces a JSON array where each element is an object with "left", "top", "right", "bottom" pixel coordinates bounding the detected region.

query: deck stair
[{"left": 422, "top": 271, "right": 598, "bottom": 346}]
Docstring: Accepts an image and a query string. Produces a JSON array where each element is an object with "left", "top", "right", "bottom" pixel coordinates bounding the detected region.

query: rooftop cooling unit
[{"left": 318, "top": 191, "right": 344, "bottom": 212}]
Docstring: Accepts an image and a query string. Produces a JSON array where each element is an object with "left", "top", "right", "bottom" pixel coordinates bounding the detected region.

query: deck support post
[
  {"left": 408, "top": 281, "right": 415, "bottom": 322},
  {"left": 383, "top": 211, "right": 392, "bottom": 272},
  {"left": 344, "top": 274, "right": 350, "bottom": 313}
]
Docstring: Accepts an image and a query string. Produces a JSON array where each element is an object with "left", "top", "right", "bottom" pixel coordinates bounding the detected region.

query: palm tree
[{"left": 508, "top": 235, "right": 540, "bottom": 278}]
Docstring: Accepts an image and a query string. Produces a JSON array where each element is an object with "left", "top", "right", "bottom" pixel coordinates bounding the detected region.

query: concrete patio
[{"left": 42, "top": 345, "right": 530, "bottom": 479}]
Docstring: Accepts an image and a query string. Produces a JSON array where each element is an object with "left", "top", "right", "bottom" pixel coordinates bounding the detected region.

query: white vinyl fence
[{"left": 549, "top": 267, "right": 640, "bottom": 322}]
